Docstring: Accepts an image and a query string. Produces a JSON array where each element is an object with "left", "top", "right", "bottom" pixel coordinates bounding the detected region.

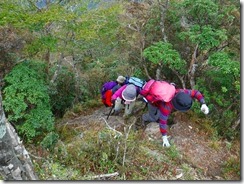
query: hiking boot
[{"left": 141, "top": 119, "right": 151, "bottom": 128}]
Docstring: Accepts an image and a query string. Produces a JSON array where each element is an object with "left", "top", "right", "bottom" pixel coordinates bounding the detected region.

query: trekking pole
[
  {"left": 143, "top": 97, "right": 148, "bottom": 110},
  {"left": 107, "top": 106, "right": 114, "bottom": 120}
]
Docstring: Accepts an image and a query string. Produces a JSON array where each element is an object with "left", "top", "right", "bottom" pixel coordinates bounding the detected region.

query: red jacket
[
  {"left": 155, "top": 89, "right": 206, "bottom": 136},
  {"left": 102, "top": 90, "right": 113, "bottom": 107}
]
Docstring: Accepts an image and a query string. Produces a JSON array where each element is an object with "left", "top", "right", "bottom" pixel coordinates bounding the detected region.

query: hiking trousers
[
  {"left": 114, "top": 97, "right": 135, "bottom": 115},
  {"left": 142, "top": 103, "right": 160, "bottom": 122}
]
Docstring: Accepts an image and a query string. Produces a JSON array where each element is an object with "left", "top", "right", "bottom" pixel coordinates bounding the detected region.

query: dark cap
[{"left": 172, "top": 92, "right": 192, "bottom": 112}]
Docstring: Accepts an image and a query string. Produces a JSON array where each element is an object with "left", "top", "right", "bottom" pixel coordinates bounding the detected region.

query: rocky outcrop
[{"left": 0, "top": 92, "right": 38, "bottom": 180}]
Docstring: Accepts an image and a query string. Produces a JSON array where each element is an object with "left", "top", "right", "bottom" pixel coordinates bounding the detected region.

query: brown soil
[{"left": 170, "top": 112, "right": 234, "bottom": 178}]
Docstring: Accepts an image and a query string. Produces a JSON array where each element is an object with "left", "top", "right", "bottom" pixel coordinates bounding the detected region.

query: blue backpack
[{"left": 125, "top": 76, "right": 146, "bottom": 89}]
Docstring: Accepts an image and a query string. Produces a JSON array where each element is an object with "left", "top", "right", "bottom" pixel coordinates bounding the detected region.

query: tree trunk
[
  {"left": 0, "top": 92, "right": 38, "bottom": 180},
  {"left": 65, "top": 54, "right": 81, "bottom": 104},
  {"left": 158, "top": 0, "right": 169, "bottom": 42},
  {"left": 188, "top": 44, "right": 198, "bottom": 89},
  {"left": 50, "top": 53, "right": 64, "bottom": 84}
]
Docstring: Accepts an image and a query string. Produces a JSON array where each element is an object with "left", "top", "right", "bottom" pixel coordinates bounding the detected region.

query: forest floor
[{"left": 56, "top": 101, "right": 240, "bottom": 180}]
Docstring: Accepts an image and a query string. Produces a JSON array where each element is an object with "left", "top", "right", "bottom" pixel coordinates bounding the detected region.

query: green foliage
[
  {"left": 181, "top": 163, "right": 196, "bottom": 180},
  {"left": 179, "top": 0, "right": 236, "bottom": 29},
  {"left": 74, "top": 2, "right": 122, "bottom": 41},
  {"left": 181, "top": 0, "right": 219, "bottom": 26},
  {"left": 35, "top": 160, "right": 81, "bottom": 180},
  {"left": 222, "top": 156, "right": 241, "bottom": 179},
  {"left": 132, "top": 68, "right": 145, "bottom": 79},
  {"left": 143, "top": 41, "right": 187, "bottom": 75},
  {"left": 41, "top": 132, "right": 59, "bottom": 151},
  {"left": 51, "top": 123, "right": 157, "bottom": 179},
  {"left": 82, "top": 98, "right": 102, "bottom": 109},
  {"left": 179, "top": 25, "right": 227, "bottom": 50},
  {"left": 207, "top": 52, "right": 240, "bottom": 107},
  {"left": 165, "top": 144, "right": 180, "bottom": 160},
  {"left": 209, "top": 52, "right": 240, "bottom": 81},
  {"left": 174, "top": 0, "right": 236, "bottom": 56},
  {"left": 3, "top": 60, "right": 54, "bottom": 142},
  {"left": 25, "top": 35, "right": 58, "bottom": 56},
  {"left": 0, "top": 0, "right": 239, "bottom": 180},
  {"left": 47, "top": 120, "right": 196, "bottom": 180},
  {"left": 48, "top": 66, "right": 76, "bottom": 117},
  {"left": 194, "top": 51, "right": 240, "bottom": 139},
  {"left": 57, "top": 125, "right": 121, "bottom": 175},
  {"left": 0, "top": 0, "right": 29, "bottom": 27},
  {"left": 31, "top": 102, "right": 240, "bottom": 180}
]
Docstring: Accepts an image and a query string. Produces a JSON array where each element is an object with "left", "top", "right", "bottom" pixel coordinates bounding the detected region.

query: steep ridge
[{"left": 61, "top": 102, "right": 240, "bottom": 180}]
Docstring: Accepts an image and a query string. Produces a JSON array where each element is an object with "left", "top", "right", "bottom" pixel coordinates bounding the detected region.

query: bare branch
[
  {"left": 143, "top": 64, "right": 152, "bottom": 79},
  {"left": 122, "top": 122, "right": 134, "bottom": 180},
  {"left": 232, "top": 117, "right": 240, "bottom": 130},
  {"left": 127, "top": 24, "right": 139, "bottom": 32},
  {"left": 171, "top": 69, "right": 186, "bottom": 89},
  {"left": 101, "top": 117, "right": 123, "bottom": 136},
  {"left": 86, "top": 172, "right": 119, "bottom": 179}
]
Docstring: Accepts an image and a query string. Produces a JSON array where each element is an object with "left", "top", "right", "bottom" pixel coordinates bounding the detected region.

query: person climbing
[
  {"left": 140, "top": 81, "right": 209, "bottom": 147},
  {"left": 101, "top": 76, "right": 126, "bottom": 107},
  {"left": 111, "top": 84, "right": 139, "bottom": 117}
]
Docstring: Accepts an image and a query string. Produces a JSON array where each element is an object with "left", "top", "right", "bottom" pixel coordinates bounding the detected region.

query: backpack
[
  {"left": 101, "top": 81, "right": 117, "bottom": 99},
  {"left": 140, "top": 79, "right": 176, "bottom": 103},
  {"left": 125, "top": 76, "right": 146, "bottom": 89}
]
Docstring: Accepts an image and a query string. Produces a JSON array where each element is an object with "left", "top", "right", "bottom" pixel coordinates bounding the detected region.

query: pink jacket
[{"left": 111, "top": 85, "right": 127, "bottom": 101}]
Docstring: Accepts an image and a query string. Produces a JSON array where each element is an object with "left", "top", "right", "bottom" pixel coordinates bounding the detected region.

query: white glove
[
  {"left": 201, "top": 104, "right": 209, "bottom": 114},
  {"left": 162, "top": 135, "right": 170, "bottom": 147}
]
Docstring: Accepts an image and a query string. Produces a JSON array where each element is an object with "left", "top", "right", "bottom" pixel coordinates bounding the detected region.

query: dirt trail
[{"left": 170, "top": 113, "right": 232, "bottom": 178}]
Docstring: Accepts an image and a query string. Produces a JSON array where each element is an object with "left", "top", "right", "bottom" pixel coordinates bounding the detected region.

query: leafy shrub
[
  {"left": 143, "top": 41, "right": 187, "bottom": 75},
  {"left": 41, "top": 132, "right": 59, "bottom": 151},
  {"left": 48, "top": 66, "right": 76, "bottom": 117},
  {"left": 3, "top": 60, "right": 54, "bottom": 142},
  {"left": 222, "top": 155, "right": 240, "bottom": 179},
  {"left": 194, "top": 52, "right": 240, "bottom": 140}
]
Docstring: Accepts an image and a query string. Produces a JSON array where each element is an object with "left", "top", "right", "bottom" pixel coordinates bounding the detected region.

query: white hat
[
  {"left": 122, "top": 84, "right": 136, "bottom": 103},
  {"left": 116, "top": 76, "right": 126, "bottom": 83}
]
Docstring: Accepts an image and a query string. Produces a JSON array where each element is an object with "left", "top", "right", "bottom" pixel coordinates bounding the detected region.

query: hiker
[
  {"left": 111, "top": 84, "right": 139, "bottom": 117},
  {"left": 140, "top": 87, "right": 209, "bottom": 147},
  {"left": 101, "top": 76, "right": 126, "bottom": 107}
]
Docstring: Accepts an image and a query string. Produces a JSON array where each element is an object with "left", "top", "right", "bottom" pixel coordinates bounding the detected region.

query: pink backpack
[{"left": 140, "top": 79, "right": 176, "bottom": 103}]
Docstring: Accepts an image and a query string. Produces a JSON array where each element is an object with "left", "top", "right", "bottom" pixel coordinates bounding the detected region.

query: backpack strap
[{"left": 148, "top": 80, "right": 156, "bottom": 91}]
